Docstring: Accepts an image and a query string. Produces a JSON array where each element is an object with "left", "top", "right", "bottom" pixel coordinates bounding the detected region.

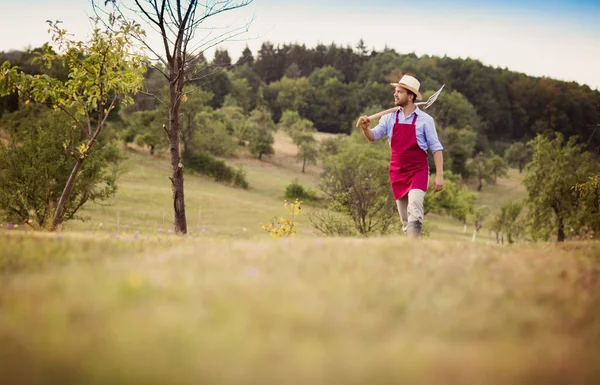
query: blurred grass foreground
[{"left": 1, "top": 232, "right": 600, "bottom": 385}]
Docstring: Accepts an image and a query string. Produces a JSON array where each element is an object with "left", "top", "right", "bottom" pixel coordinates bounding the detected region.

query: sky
[{"left": 1, "top": 0, "right": 599, "bottom": 90}]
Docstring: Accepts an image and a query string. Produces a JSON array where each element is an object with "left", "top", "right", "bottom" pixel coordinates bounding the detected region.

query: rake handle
[{"left": 356, "top": 107, "right": 401, "bottom": 128}]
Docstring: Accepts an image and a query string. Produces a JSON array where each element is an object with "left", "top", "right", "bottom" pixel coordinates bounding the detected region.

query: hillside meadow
[{"left": 2, "top": 133, "right": 599, "bottom": 385}]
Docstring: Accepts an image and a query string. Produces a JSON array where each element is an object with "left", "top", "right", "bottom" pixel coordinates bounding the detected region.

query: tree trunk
[
  {"left": 557, "top": 217, "right": 565, "bottom": 242},
  {"left": 553, "top": 204, "right": 565, "bottom": 242},
  {"left": 302, "top": 157, "right": 306, "bottom": 173},
  {"left": 477, "top": 177, "right": 483, "bottom": 192},
  {"left": 169, "top": 115, "right": 187, "bottom": 235},
  {"left": 51, "top": 157, "right": 84, "bottom": 231}
]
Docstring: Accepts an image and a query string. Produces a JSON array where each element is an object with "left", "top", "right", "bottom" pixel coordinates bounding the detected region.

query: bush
[
  {"left": 284, "top": 180, "right": 318, "bottom": 201},
  {"left": 183, "top": 151, "right": 248, "bottom": 189},
  {"left": 0, "top": 105, "right": 122, "bottom": 228}
]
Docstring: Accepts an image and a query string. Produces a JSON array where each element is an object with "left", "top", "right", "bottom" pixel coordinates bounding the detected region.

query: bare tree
[{"left": 93, "top": 0, "right": 254, "bottom": 234}]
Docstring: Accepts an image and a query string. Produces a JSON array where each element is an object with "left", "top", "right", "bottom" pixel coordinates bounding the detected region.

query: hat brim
[{"left": 390, "top": 83, "right": 423, "bottom": 101}]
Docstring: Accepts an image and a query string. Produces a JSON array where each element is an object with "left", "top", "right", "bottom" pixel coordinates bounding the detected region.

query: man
[{"left": 356, "top": 74, "right": 444, "bottom": 238}]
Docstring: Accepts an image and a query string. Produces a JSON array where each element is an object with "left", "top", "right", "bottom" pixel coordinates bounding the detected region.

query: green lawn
[{"left": 62, "top": 135, "right": 527, "bottom": 243}]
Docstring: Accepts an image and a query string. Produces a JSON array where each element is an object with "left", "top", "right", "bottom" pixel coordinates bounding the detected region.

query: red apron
[{"left": 389, "top": 111, "right": 429, "bottom": 200}]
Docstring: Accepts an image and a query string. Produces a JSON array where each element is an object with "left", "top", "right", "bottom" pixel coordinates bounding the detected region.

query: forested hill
[{"left": 2, "top": 41, "right": 599, "bottom": 152}]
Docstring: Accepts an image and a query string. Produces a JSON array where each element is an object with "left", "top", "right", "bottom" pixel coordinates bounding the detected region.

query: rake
[{"left": 356, "top": 84, "right": 445, "bottom": 127}]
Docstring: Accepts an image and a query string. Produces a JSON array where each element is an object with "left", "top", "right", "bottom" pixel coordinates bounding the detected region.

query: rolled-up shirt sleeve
[
  {"left": 424, "top": 117, "right": 443, "bottom": 153},
  {"left": 370, "top": 113, "right": 391, "bottom": 142}
]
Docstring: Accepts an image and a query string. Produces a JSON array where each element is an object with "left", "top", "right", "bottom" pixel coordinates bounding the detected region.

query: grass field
[
  {"left": 2, "top": 233, "right": 600, "bottom": 384},
  {"left": 58, "top": 132, "right": 524, "bottom": 242},
  {"left": 3, "top": 133, "right": 599, "bottom": 384}
]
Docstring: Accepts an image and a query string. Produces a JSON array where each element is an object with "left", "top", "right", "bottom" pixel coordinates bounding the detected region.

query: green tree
[
  {"left": 574, "top": 174, "right": 600, "bottom": 239},
  {"left": 524, "top": 134, "right": 600, "bottom": 242},
  {"left": 319, "top": 135, "right": 346, "bottom": 159},
  {"left": 470, "top": 206, "right": 490, "bottom": 235},
  {"left": 223, "top": 75, "right": 252, "bottom": 113},
  {"left": 306, "top": 66, "right": 350, "bottom": 133},
  {"left": 504, "top": 141, "right": 532, "bottom": 173},
  {"left": 291, "top": 119, "right": 318, "bottom": 173},
  {"left": 192, "top": 110, "right": 237, "bottom": 157},
  {"left": 278, "top": 110, "right": 302, "bottom": 134},
  {"left": 0, "top": 105, "right": 121, "bottom": 229},
  {"left": 317, "top": 142, "right": 397, "bottom": 236},
  {"left": 442, "top": 126, "right": 477, "bottom": 177},
  {"left": 424, "top": 170, "right": 475, "bottom": 223},
  {"left": 247, "top": 108, "right": 276, "bottom": 160},
  {"left": 489, "top": 153, "right": 509, "bottom": 184},
  {"left": 218, "top": 105, "right": 250, "bottom": 145},
  {"left": 488, "top": 201, "right": 524, "bottom": 244},
  {"left": 213, "top": 48, "right": 232, "bottom": 68},
  {"left": 230, "top": 64, "right": 261, "bottom": 110},
  {"left": 0, "top": 18, "right": 145, "bottom": 230},
  {"left": 123, "top": 108, "right": 167, "bottom": 155},
  {"left": 236, "top": 45, "right": 254, "bottom": 67},
  {"left": 284, "top": 62, "right": 302, "bottom": 79},
  {"left": 429, "top": 90, "right": 480, "bottom": 177},
  {"left": 467, "top": 152, "right": 494, "bottom": 191},
  {"left": 179, "top": 86, "right": 214, "bottom": 152}
]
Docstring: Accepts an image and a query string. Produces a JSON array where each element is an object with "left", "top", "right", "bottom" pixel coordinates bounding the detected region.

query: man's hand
[
  {"left": 433, "top": 174, "right": 444, "bottom": 192},
  {"left": 356, "top": 116, "right": 371, "bottom": 130}
]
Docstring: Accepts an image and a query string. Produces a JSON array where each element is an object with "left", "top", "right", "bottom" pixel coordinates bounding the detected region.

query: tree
[
  {"left": 218, "top": 105, "right": 250, "bottom": 145},
  {"left": 0, "top": 105, "right": 121, "bottom": 228},
  {"left": 306, "top": 66, "right": 350, "bottom": 133},
  {"left": 95, "top": 0, "right": 254, "bottom": 234},
  {"left": 488, "top": 201, "right": 524, "bottom": 244},
  {"left": 504, "top": 141, "right": 532, "bottom": 173},
  {"left": 125, "top": 108, "right": 167, "bottom": 155},
  {"left": 236, "top": 45, "right": 254, "bottom": 67},
  {"left": 573, "top": 174, "right": 600, "bottom": 239},
  {"left": 284, "top": 62, "right": 302, "bottom": 79},
  {"left": 178, "top": 86, "right": 214, "bottom": 152},
  {"left": 429, "top": 90, "right": 479, "bottom": 177},
  {"left": 247, "top": 108, "right": 276, "bottom": 160},
  {"left": 470, "top": 206, "right": 489, "bottom": 235},
  {"left": 290, "top": 119, "right": 318, "bottom": 173},
  {"left": 0, "top": 18, "right": 145, "bottom": 230},
  {"left": 192, "top": 109, "right": 237, "bottom": 157},
  {"left": 269, "top": 76, "right": 310, "bottom": 118},
  {"left": 467, "top": 152, "right": 494, "bottom": 191},
  {"left": 524, "top": 133, "right": 600, "bottom": 242},
  {"left": 489, "top": 153, "right": 509, "bottom": 184},
  {"left": 317, "top": 142, "right": 397, "bottom": 236},
  {"left": 213, "top": 48, "right": 232, "bottom": 68},
  {"left": 278, "top": 110, "right": 301, "bottom": 134},
  {"left": 223, "top": 75, "right": 252, "bottom": 113},
  {"left": 424, "top": 170, "right": 475, "bottom": 222},
  {"left": 442, "top": 126, "right": 477, "bottom": 178}
]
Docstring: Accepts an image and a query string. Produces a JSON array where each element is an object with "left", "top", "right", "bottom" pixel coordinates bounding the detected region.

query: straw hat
[{"left": 390, "top": 75, "right": 423, "bottom": 101}]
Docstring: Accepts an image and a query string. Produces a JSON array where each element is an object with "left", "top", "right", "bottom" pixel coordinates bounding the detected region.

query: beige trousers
[{"left": 395, "top": 189, "right": 426, "bottom": 236}]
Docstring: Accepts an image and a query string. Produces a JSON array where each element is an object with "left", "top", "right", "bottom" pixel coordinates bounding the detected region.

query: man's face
[{"left": 394, "top": 86, "right": 410, "bottom": 107}]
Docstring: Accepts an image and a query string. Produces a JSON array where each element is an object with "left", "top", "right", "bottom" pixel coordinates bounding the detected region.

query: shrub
[
  {"left": 0, "top": 105, "right": 122, "bottom": 228},
  {"left": 284, "top": 179, "right": 318, "bottom": 201},
  {"left": 183, "top": 151, "right": 249, "bottom": 189}
]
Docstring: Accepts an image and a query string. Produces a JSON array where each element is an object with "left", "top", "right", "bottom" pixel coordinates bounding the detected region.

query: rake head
[{"left": 415, "top": 84, "right": 445, "bottom": 110}]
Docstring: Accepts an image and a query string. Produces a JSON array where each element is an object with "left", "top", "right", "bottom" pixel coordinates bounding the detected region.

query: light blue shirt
[{"left": 370, "top": 107, "right": 444, "bottom": 153}]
